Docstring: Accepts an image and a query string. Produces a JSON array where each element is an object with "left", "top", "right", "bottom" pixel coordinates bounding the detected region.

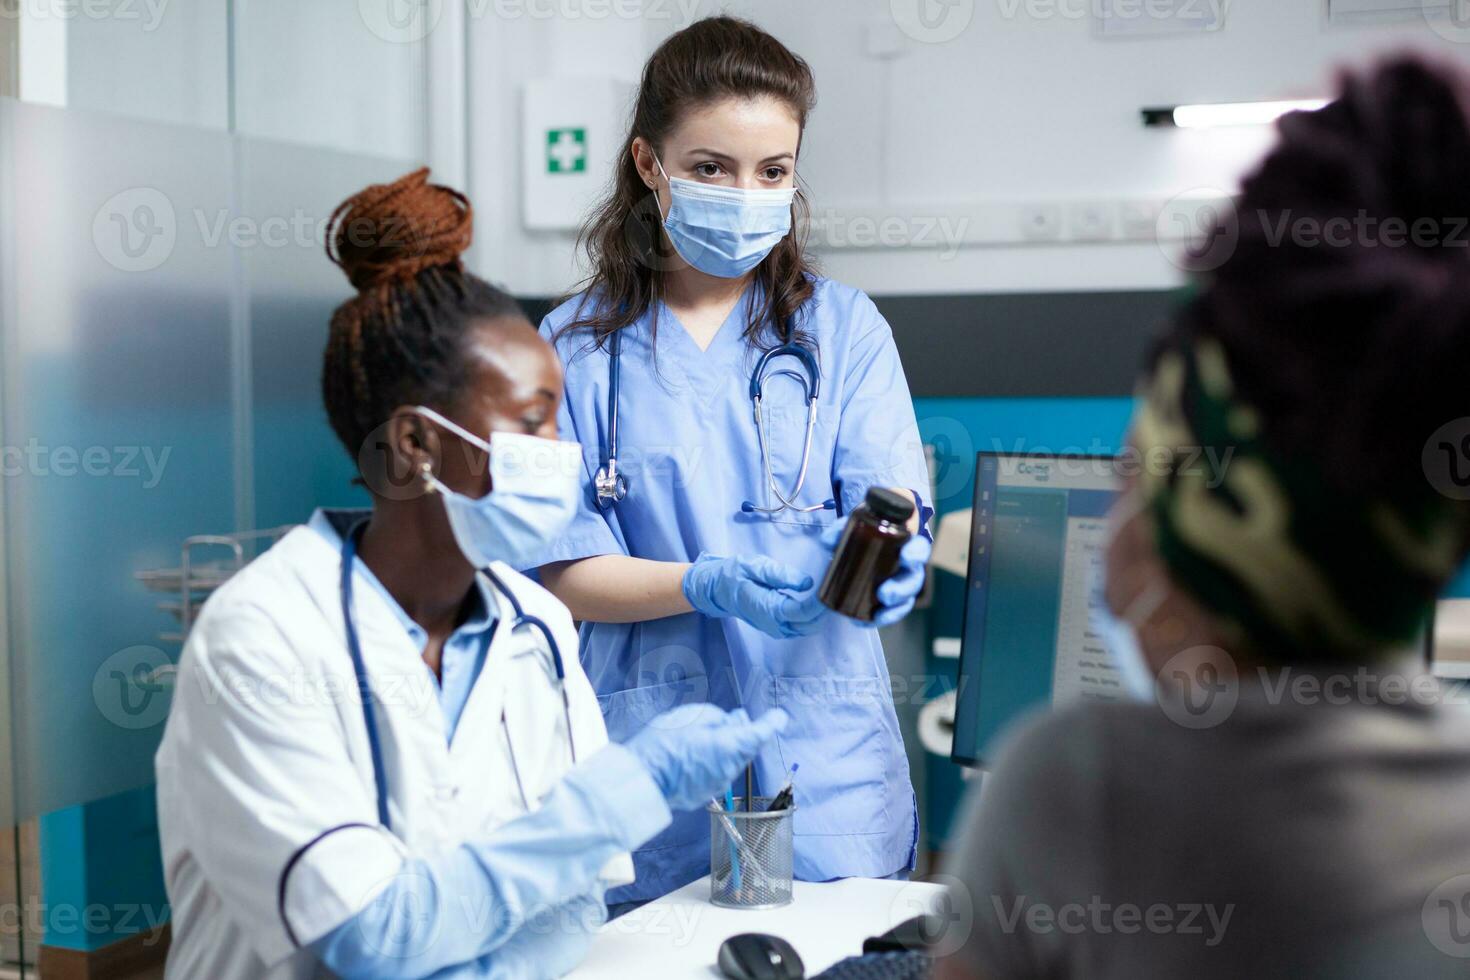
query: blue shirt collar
[{"left": 308, "top": 508, "right": 497, "bottom": 646}]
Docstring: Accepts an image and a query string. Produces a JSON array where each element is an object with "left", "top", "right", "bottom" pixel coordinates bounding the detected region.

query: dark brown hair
[
  {"left": 559, "top": 16, "right": 819, "bottom": 354},
  {"left": 322, "top": 167, "right": 525, "bottom": 460}
]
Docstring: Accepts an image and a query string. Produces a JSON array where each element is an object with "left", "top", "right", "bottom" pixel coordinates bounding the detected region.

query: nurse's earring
[{"left": 419, "top": 460, "right": 438, "bottom": 494}]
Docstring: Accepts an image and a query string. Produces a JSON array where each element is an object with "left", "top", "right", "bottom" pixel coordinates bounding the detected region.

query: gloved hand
[
  {"left": 683, "top": 553, "right": 827, "bottom": 639},
  {"left": 626, "top": 704, "right": 789, "bottom": 811},
  {"left": 819, "top": 518, "right": 932, "bottom": 628}
]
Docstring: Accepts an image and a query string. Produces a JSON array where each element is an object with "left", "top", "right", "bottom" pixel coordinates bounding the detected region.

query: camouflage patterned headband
[{"left": 1132, "top": 334, "right": 1463, "bottom": 660}]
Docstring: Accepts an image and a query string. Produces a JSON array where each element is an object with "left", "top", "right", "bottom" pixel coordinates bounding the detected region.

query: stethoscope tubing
[
  {"left": 339, "top": 520, "right": 575, "bottom": 831},
  {"left": 594, "top": 327, "right": 833, "bottom": 515},
  {"left": 605, "top": 329, "right": 622, "bottom": 486}
]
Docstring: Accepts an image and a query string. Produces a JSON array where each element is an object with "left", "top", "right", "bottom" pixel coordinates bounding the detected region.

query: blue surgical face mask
[
  {"left": 413, "top": 407, "right": 582, "bottom": 571},
  {"left": 656, "top": 155, "right": 796, "bottom": 279}
]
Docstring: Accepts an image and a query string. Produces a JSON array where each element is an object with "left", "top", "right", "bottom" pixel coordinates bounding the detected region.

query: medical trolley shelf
[{"left": 135, "top": 527, "right": 296, "bottom": 684}]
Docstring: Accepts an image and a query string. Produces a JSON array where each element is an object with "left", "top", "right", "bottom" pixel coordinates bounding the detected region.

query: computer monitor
[{"left": 951, "top": 452, "right": 1125, "bottom": 767}]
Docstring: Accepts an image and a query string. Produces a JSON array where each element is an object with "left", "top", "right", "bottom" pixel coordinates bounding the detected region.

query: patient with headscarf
[{"left": 940, "top": 55, "right": 1470, "bottom": 980}]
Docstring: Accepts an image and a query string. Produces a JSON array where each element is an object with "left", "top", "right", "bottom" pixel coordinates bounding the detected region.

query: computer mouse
[{"left": 717, "top": 932, "right": 805, "bottom": 980}]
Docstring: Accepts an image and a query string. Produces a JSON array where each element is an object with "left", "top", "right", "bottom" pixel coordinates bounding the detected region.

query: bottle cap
[{"left": 865, "top": 486, "right": 915, "bottom": 523}]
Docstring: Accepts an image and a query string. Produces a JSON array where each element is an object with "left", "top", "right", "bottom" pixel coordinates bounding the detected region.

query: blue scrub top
[{"left": 537, "top": 277, "right": 929, "bottom": 902}]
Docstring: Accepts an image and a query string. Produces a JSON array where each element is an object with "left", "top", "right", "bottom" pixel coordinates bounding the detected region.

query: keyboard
[{"left": 814, "top": 950, "right": 931, "bottom": 979}]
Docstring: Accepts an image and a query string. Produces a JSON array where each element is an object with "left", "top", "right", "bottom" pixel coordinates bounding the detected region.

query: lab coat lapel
[
  {"left": 353, "top": 590, "right": 462, "bottom": 850},
  {"left": 449, "top": 571, "right": 560, "bottom": 828},
  {"left": 462, "top": 570, "right": 588, "bottom": 812},
  {"left": 296, "top": 528, "right": 457, "bottom": 849},
  {"left": 449, "top": 577, "right": 518, "bottom": 764},
  {"left": 289, "top": 525, "right": 446, "bottom": 755}
]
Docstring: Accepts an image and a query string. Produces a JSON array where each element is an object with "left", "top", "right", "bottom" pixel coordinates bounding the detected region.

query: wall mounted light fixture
[{"left": 1142, "top": 99, "right": 1330, "bottom": 129}]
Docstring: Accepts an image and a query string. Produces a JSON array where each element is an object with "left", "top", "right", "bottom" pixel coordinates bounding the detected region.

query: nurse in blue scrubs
[{"left": 533, "top": 16, "right": 933, "bottom": 906}]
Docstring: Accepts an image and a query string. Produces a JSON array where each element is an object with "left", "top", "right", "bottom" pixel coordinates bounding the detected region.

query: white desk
[{"left": 570, "top": 876, "right": 946, "bottom": 979}]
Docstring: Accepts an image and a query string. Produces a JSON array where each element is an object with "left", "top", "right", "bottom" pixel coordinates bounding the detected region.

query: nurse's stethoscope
[
  {"left": 339, "top": 519, "right": 576, "bottom": 829},
  {"left": 593, "top": 328, "right": 837, "bottom": 516}
]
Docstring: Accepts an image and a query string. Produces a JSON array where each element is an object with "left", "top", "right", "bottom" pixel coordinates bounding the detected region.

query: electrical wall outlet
[
  {"left": 1019, "top": 204, "right": 1064, "bottom": 241},
  {"left": 1119, "top": 200, "right": 1161, "bottom": 240},
  {"left": 1070, "top": 203, "right": 1116, "bottom": 241}
]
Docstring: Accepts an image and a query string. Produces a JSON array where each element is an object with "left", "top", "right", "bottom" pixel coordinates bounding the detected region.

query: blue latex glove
[
  {"left": 627, "top": 703, "right": 789, "bottom": 811},
  {"left": 682, "top": 552, "right": 827, "bottom": 639},
  {"left": 819, "top": 518, "right": 933, "bottom": 628},
  {"left": 308, "top": 744, "right": 669, "bottom": 979}
]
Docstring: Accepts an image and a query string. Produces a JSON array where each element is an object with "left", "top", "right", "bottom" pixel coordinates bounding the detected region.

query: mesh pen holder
[{"left": 708, "top": 797, "right": 795, "bottom": 910}]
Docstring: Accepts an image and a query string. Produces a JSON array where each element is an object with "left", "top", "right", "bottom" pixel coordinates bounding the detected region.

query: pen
[
  {"left": 767, "top": 763, "right": 799, "bottom": 812},
  {"left": 723, "top": 790, "right": 742, "bottom": 891}
]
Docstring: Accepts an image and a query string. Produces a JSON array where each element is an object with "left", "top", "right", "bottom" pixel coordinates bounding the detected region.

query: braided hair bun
[
  {"left": 327, "top": 167, "right": 473, "bottom": 290},
  {"left": 321, "top": 168, "right": 524, "bottom": 464}
]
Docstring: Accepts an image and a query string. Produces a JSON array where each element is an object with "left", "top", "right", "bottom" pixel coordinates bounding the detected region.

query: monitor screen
[{"left": 951, "top": 452, "right": 1125, "bottom": 766}]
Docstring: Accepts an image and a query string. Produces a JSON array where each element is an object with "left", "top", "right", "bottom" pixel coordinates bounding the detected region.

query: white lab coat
[{"left": 155, "top": 517, "right": 632, "bottom": 979}]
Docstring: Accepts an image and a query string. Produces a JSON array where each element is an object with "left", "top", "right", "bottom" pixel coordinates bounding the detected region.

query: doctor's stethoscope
[
  {"left": 593, "top": 328, "right": 837, "bottom": 516},
  {"left": 339, "top": 519, "right": 576, "bottom": 831}
]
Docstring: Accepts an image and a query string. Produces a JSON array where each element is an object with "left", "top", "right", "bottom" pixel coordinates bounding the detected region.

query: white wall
[
  {"left": 232, "top": 1, "right": 427, "bottom": 160},
  {"left": 466, "top": 0, "right": 1470, "bottom": 297},
  {"left": 66, "top": 0, "right": 228, "bottom": 128},
  {"left": 466, "top": 6, "right": 650, "bottom": 294},
  {"left": 59, "top": 1, "right": 427, "bottom": 159}
]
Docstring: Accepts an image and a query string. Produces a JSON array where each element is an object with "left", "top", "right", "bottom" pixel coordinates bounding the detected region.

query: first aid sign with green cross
[{"left": 546, "top": 128, "right": 588, "bottom": 175}]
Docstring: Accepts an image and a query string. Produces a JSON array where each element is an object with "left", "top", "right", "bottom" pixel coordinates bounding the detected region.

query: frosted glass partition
[
  {"left": 1, "top": 98, "right": 236, "bottom": 819},
  {"left": 66, "top": 0, "right": 229, "bottom": 129},
  {"left": 233, "top": 0, "right": 428, "bottom": 158},
  {"left": 0, "top": 99, "right": 426, "bottom": 819},
  {"left": 240, "top": 139, "right": 416, "bottom": 528},
  {"left": 0, "top": 98, "right": 17, "bottom": 831}
]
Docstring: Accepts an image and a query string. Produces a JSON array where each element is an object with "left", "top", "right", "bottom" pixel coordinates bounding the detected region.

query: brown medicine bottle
[{"left": 818, "top": 487, "right": 915, "bottom": 621}]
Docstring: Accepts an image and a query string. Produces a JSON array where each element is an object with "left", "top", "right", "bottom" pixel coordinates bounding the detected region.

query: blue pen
[{"left": 723, "top": 789, "right": 742, "bottom": 891}]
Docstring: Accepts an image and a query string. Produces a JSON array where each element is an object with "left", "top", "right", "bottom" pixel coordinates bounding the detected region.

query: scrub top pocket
[
  {"left": 596, "top": 678, "right": 706, "bottom": 744},
  {"left": 768, "top": 673, "right": 890, "bottom": 837}
]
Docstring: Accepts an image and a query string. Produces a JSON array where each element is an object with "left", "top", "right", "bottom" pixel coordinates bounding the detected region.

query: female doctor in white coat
[{"left": 154, "top": 169, "right": 786, "bottom": 980}]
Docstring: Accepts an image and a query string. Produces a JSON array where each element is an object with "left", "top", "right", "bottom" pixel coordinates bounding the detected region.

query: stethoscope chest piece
[
  {"left": 595, "top": 328, "right": 629, "bottom": 510},
  {"left": 593, "top": 459, "right": 627, "bottom": 509}
]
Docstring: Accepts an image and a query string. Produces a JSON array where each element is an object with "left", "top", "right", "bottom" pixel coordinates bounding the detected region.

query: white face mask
[
  {"left": 412, "top": 406, "right": 582, "bottom": 571},
  {"left": 1092, "top": 492, "right": 1168, "bottom": 702},
  {"left": 1093, "top": 580, "right": 1169, "bottom": 702}
]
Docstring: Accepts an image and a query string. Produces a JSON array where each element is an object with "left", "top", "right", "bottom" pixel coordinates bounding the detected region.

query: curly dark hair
[{"left": 1168, "top": 55, "right": 1470, "bottom": 507}]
